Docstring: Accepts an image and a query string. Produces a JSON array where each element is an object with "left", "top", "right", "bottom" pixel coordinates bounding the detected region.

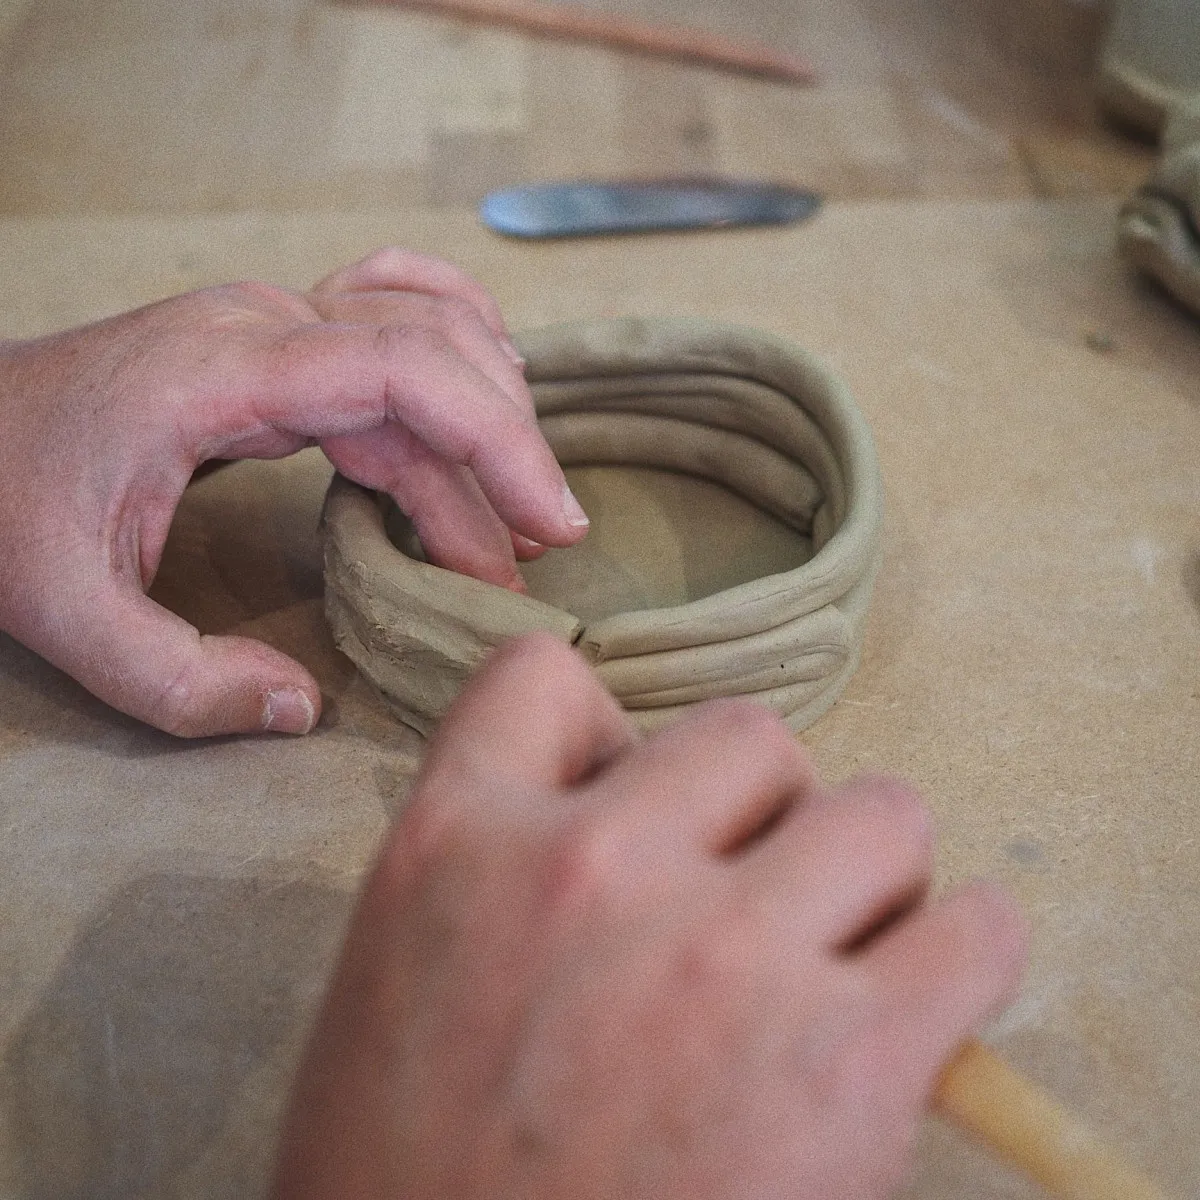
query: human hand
[
  {"left": 274, "top": 634, "right": 1027, "bottom": 1200},
  {"left": 0, "top": 249, "right": 587, "bottom": 737}
]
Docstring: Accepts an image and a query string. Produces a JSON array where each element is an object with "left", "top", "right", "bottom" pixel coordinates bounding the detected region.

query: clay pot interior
[{"left": 385, "top": 463, "right": 814, "bottom": 625}]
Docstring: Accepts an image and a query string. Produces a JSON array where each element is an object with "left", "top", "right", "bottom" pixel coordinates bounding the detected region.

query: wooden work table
[{"left": 0, "top": 199, "right": 1197, "bottom": 1198}]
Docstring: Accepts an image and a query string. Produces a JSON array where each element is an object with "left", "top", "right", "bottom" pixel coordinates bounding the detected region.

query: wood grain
[{"left": 337, "top": 0, "right": 816, "bottom": 83}]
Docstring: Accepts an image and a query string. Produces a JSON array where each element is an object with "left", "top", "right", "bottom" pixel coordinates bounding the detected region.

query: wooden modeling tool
[
  {"left": 935, "top": 1040, "right": 1169, "bottom": 1199},
  {"left": 337, "top": 0, "right": 816, "bottom": 84}
]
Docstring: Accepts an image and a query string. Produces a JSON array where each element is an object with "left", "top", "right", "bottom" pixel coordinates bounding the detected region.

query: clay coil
[
  {"left": 534, "top": 376, "right": 844, "bottom": 514},
  {"left": 322, "top": 317, "right": 884, "bottom": 737},
  {"left": 596, "top": 605, "right": 848, "bottom": 702},
  {"left": 537, "top": 411, "right": 825, "bottom": 531}
]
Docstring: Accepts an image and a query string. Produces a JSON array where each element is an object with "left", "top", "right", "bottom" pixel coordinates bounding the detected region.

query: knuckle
[
  {"left": 384, "top": 786, "right": 474, "bottom": 881},
  {"left": 227, "top": 279, "right": 283, "bottom": 305},
  {"left": 401, "top": 247, "right": 466, "bottom": 284},
  {"left": 154, "top": 288, "right": 221, "bottom": 327},
  {"left": 361, "top": 245, "right": 409, "bottom": 273},
  {"left": 484, "top": 633, "right": 588, "bottom": 698},
  {"left": 851, "top": 776, "right": 932, "bottom": 856},
  {"left": 220, "top": 279, "right": 299, "bottom": 311},
  {"left": 435, "top": 295, "right": 481, "bottom": 332},
  {"left": 151, "top": 667, "right": 207, "bottom": 739},
  {"left": 701, "top": 697, "right": 805, "bottom": 765},
  {"left": 374, "top": 322, "right": 445, "bottom": 361},
  {"left": 187, "top": 280, "right": 312, "bottom": 327},
  {"left": 542, "top": 817, "right": 626, "bottom": 910},
  {"left": 957, "top": 881, "right": 1029, "bottom": 979},
  {"left": 671, "top": 922, "right": 756, "bottom": 999},
  {"left": 503, "top": 631, "right": 578, "bottom": 673}
]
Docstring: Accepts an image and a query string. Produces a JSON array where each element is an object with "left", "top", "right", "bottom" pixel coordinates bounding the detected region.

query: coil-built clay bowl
[{"left": 322, "top": 318, "right": 884, "bottom": 737}]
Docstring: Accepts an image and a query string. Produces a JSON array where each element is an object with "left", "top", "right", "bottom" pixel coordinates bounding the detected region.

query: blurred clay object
[{"left": 1098, "top": 0, "right": 1200, "bottom": 138}]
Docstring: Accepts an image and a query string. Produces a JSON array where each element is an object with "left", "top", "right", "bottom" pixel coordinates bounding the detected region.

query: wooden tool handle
[
  {"left": 935, "top": 1040, "right": 1169, "bottom": 1200},
  {"left": 340, "top": 0, "right": 816, "bottom": 84}
]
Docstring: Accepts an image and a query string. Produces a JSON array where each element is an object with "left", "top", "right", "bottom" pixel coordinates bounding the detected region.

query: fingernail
[
  {"left": 512, "top": 534, "right": 544, "bottom": 553},
  {"left": 500, "top": 336, "right": 526, "bottom": 370},
  {"left": 562, "top": 483, "right": 590, "bottom": 528},
  {"left": 263, "top": 688, "right": 316, "bottom": 735}
]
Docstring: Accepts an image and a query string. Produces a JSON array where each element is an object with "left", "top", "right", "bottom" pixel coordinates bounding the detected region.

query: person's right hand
[{"left": 274, "top": 634, "right": 1027, "bottom": 1200}]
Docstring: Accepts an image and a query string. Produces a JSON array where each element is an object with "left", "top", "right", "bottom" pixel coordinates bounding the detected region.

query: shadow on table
[
  {"left": 0, "top": 634, "right": 152, "bottom": 754},
  {"left": 3, "top": 871, "right": 352, "bottom": 1200}
]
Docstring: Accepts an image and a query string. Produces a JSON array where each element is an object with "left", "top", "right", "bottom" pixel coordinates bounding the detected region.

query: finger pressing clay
[{"left": 321, "top": 317, "right": 884, "bottom": 737}]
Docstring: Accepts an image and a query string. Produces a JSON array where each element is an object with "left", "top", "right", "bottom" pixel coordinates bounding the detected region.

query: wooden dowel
[
  {"left": 338, "top": 0, "right": 816, "bottom": 85},
  {"left": 935, "top": 1040, "right": 1170, "bottom": 1200}
]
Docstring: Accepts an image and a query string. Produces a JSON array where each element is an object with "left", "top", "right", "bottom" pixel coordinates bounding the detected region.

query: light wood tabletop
[{"left": 0, "top": 0, "right": 1155, "bottom": 218}]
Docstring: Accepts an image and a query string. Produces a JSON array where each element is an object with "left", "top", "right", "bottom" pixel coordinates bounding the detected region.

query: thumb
[{"left": 44, "top": 584, "right": 322, "bottom": 738}]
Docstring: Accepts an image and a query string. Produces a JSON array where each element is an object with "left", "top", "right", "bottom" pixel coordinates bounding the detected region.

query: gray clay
[{"left": 322, "top": 317, "right": 884, "bottom": 737}]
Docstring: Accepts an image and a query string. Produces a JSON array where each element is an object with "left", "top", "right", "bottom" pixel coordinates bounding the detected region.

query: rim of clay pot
[{"left": 322, "top": 317, "right": 884, "bottom": 735}]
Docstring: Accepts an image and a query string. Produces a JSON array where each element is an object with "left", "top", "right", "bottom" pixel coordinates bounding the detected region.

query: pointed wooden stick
[
  {"left": 935, "top": 1040, "right": 1170, "bottom": 1199},
  {"left": 336, "top": 0, "right": 816, "bottom": 84}
]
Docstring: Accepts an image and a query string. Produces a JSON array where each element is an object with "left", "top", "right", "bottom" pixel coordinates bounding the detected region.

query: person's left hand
[{"left": 0, "top": 248, "right": 588, "bottom": 738}]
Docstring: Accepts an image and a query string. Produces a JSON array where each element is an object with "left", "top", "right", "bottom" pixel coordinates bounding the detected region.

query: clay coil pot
[{"left": 322, "top": 317, "right": 884, "bottom": 736}]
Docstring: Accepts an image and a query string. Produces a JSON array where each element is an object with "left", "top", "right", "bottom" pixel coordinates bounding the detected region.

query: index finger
[
  {"left": 591, "top": 698, "right": 819, "bottom": 857},
  {"left": 420, "top": 633, "right": 637, "bottom": 797},
  {"left": 231, "top": 320, "right": 587, "bottom": 547}
]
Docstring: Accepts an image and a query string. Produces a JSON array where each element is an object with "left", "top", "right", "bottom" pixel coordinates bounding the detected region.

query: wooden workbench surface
[
  {"left": 0, "top": 199, "right": 1197, "bottom": 1198},
  {"left": 0, "top": 0, "right": 1149, "bottom": 216}
]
